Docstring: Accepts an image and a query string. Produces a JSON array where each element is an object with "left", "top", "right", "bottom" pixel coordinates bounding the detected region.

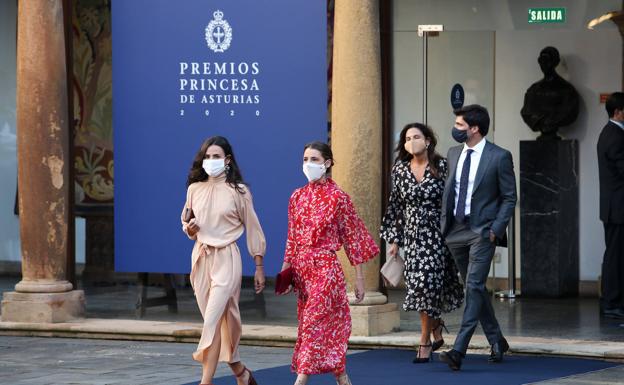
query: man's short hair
[
  {"left": 606, "top": 92, "right": 624, "bottom": 118},
  {"left": 454, "top": 104, "right": 490, "bottom": 137}
]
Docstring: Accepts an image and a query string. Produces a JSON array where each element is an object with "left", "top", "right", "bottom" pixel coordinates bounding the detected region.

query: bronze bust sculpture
[{"left": 521, "top": 46, "right": 579, "bottom": 140}]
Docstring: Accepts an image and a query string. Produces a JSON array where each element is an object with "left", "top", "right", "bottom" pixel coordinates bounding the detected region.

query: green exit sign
[{"left": 528, "top": 8, "right": 566, "bottom": 23}]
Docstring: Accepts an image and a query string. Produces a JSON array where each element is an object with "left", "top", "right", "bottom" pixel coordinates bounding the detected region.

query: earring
[{"left": 225, "top": 164, "right": 231, "bottom": 172}]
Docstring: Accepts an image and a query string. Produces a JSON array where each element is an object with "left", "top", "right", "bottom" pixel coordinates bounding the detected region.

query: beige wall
[{"left": 495, "top": 29, "right": 621, "bottom": 281}]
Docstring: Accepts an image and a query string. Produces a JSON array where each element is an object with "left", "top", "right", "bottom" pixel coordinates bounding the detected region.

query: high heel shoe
[
  {"left": 431, "top": 319, "right": 449, "bottom": 352},
  {"left": 234, "top": 366, "right": 258, "bottom": 385},
  {"left": 412, "top": 344, "right": 432, "bottom": 363}
]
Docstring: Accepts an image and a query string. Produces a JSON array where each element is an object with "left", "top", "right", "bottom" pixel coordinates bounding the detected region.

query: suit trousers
[
  {"left": 601, "top": 223, "right": 624, "bottom": 310},
  {"left": 445, "top": 221, "right": 503, "bottom": 355}
]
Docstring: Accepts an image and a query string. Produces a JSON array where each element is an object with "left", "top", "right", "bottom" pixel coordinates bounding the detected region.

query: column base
[
  {"left": 14, "top": 279, "right": 73, "bottom": 293},
  {"left": 1, "top": 290, "right": 85, "bottom": 323},
  {"left": 349, "top": 302, "right": 400, "bottom": 337}
]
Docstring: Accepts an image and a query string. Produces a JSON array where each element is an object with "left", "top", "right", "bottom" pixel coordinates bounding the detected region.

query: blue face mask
[{"left": 452, "top": 126, "right": 469, "bottom": 143}]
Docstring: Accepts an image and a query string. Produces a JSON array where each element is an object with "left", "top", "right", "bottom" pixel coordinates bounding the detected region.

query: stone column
[
  {"left": 1, "top": 0, "right": 84, "bottom": 323},
  {"left": 331, "top": 0, "right": 399, "bottom": 336}
]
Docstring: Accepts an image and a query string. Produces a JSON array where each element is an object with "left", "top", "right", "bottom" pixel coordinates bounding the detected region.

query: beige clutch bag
[{"left": 380, "top": 254, "right": 405, "bottom": 287}]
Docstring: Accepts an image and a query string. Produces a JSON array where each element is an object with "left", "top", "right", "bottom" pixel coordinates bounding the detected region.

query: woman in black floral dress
[{"left": 380, "top": 123, "right": 463, "bottom": 364}]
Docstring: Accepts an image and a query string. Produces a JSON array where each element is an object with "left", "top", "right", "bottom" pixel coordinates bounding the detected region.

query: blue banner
[{"left": 113, "top": 0, "right": 327, "bottom": 274}]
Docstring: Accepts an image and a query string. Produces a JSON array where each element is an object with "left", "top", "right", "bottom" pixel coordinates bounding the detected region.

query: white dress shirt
[
  {"left": 454, "top": 138, "right": 487, "bottom": 217},
  {"left": 610, "top": 119, "right": 624, "bottom": 131}
]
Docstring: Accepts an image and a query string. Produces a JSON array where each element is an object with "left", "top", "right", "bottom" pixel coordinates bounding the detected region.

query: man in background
[{"left": 597, "top": 92, "right": 624, "bottom": 319}]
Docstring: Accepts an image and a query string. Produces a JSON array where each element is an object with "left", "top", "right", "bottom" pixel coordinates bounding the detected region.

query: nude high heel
[{"left": 234, "top": 366, "right": 258, "bottom": 385}]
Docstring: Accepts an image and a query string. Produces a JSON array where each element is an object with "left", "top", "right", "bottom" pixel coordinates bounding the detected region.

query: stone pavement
[
  {"left": 0, "top": 336, "right": 623, "bottom": 385},
  {"left": 0, "top": 336, "right": 294, "bottom": 385},
  {"left": 2, "top": 318, "right": 624, "bottom": 361},
  {"left": 529, "top": 366, "right": 624, "bottom": 385}
]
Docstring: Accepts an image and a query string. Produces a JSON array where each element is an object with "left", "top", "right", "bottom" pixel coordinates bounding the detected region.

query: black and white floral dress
[{"left": 380, "top": 158, "right": 463, "bottom": 319}]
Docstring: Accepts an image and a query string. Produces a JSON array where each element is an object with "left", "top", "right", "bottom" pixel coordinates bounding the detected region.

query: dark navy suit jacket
[{"left": 441, "top": 140, "right": 517, "bottom": 247}]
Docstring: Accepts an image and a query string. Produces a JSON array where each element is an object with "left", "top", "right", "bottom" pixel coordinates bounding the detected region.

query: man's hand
[{"left": 489, "top": 230, "right": 496, "bottom": 243}]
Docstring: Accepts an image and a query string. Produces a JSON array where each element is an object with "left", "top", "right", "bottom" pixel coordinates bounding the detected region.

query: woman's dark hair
[
  {"left": 303, "top": 141, "right": 334, "bottom": 171},
  {"left": 186, "top": 136, "right": 246, "bottom": 193},
  {"left": 395, "top": 123, "right": 443, "bottom": 178}
]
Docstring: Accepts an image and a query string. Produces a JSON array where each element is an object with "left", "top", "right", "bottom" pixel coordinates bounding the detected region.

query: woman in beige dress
[{"left": 181, "top": 136, "right": 266, "bottom": 385}]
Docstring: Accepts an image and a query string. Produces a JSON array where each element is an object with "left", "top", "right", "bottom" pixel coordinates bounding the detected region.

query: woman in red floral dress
[{"left": 279, "top": 142, "right": 379, "bottom": 385}]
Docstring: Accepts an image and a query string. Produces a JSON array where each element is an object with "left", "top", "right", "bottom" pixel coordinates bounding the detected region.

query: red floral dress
[{"left": 284, "top": 178, "right": 379, "bottom": 375}]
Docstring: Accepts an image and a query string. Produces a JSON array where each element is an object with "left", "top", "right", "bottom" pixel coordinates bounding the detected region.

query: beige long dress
[{"left": 181, "top": 173, "right": 266, "bottom": 363}]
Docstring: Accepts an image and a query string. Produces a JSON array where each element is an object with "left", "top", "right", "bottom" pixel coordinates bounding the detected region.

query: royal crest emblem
[{"left": 205, "top": 10, "right": 232, "bottom": 53}]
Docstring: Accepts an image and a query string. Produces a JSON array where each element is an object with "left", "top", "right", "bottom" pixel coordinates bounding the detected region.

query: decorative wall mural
[{"left": 73, "top": 0, "right": 113, "bottom": 204}]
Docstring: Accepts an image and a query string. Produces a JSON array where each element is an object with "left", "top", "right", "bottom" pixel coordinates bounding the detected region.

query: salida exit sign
[{"left": 528, "top": 8, "right": 566, "bottom": 24}]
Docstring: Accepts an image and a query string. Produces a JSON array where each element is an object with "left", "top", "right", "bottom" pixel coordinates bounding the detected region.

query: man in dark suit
[
  {"left": 439, "top": 105, "right": 517, "bottom": 371},
  {"left": 597, "top": 92, "right": 624, "bottom": 319}
]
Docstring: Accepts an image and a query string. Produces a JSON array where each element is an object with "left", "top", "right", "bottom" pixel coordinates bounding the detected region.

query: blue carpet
[{"left": 184, "top": 349, "right": 618, "bottom": 385}]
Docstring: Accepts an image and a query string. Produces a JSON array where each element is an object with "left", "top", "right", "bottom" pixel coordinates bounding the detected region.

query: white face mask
[
  {"left": 302, "top": 162, "right": 327, "bottom": 182},
  {"left": 202, "top": 158, "right": 226, "bottom": 177}
]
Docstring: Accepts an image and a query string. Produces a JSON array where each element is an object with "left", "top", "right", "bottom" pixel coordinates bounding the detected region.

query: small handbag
[
  {"left": 183, "top": 207, "right": 195, "bottom": 223},
  {"left": 380, "top": 255, "right": 405, "bottom": 287},
  {"left": 275, "top": 267, "right": 294, "bottom": 294}
]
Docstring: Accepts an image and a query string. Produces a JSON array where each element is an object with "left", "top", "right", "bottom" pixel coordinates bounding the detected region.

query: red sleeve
[
  {"left": 283, "top": 193, "right": 297, "bottom": 264},
  {"left": 337, "top": 193, "right": 380, "bottom": 266}
]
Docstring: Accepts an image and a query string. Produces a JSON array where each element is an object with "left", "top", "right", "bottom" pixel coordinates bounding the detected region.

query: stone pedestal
[
  {"left": 332, "top": 0, "right": 400, "bottom": 335},
  {"left": 1, "top": 0, "right": 85, "bottom": 322},
  {"left": 2, "top": 290, "right": 85, "bottom": 323},
  {"left": 349, "top": 302, "right": 400, "bottom": 336},
  {"left": 520, "top": 140, "right": 579, "bottom": 297}
]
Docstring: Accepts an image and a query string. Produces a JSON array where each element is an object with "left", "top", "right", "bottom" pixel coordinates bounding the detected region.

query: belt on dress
[{"left": 198, "top": 242, "right": 237, "bottom": 258}]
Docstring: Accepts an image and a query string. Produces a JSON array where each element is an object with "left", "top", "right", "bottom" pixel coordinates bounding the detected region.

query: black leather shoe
[
  {"left": 439, "top": 349, "right": 463, "bottom": 371},
  {"left": 488, "top": 337, "right": 509, "bottom": 363},
  {"left": 601, "top": 307, "right": 624, "bottom": 319}
]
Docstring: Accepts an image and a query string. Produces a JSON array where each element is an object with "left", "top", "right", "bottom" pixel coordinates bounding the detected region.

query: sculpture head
[{"left": 538, "top": 46, "right": 560, "bottom": 76}]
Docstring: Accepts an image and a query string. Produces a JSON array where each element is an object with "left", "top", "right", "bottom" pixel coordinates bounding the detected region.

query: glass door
[{"left": 423, "top": 29, "right": 495, "bottom": 155}]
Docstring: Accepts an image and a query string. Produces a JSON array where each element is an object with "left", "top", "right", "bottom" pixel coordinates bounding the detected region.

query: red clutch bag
[{"left": 275, "top": 267, "right": 293, "bottom": 294}]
